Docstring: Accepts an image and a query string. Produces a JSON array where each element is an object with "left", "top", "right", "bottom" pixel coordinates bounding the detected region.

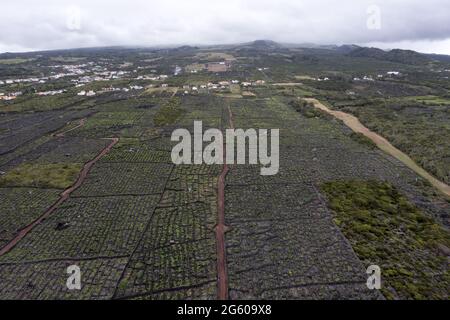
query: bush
[
  {"left": 321, "top": 180, "right": 450, "bottom": 300},
  {"left": 154, "top": 97, "right": 186, "bottom": 126},
  {"left": 0, "top": 163, "right": 82, "bottom": 189}
]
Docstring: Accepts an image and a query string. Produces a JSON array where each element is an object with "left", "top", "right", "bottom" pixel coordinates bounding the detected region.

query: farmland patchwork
[{"left": 0, "top": 44, "right": 449, "bottom": 300}]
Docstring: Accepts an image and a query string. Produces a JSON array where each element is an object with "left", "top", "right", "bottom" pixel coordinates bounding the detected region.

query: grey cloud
[{"left": 1, "top": 0, "right": 450, "bottom": 54}]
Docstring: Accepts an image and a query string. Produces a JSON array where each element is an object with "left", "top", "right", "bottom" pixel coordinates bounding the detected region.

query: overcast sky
[{"left": 1, "top": 0, "right": 450, "bottom": 54}]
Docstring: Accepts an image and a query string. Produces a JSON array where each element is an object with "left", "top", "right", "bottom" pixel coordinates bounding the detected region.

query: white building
[
  {"left": 37, "top": 90, "right": 64, "bottom": 96},
  {"left": 0, "top": 95, "right": 16, "bottom": 101}
]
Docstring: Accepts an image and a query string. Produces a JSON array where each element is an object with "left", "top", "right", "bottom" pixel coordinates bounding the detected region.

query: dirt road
[
  {"left": 0, "top": 137, "right": 119, "bottom": 256},
  {"left": 53, "top": 118, "right": 86, "bottom": 137},
  {"left": 305, "top": 98, "right": 450, "bottom": 198},
  {"left": 215, "top": 106, "right": 234, "bottom": 300}
]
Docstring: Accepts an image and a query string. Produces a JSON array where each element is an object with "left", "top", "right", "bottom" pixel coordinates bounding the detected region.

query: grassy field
[
  {"left": 185, "top": 63, "right": 206, "bottom": 72},
  {"left": 295, "top": 75, "right": 316, "bottom": 80},
  {"left": 143, "top": 87, "right": 178, "bottom": 96},
  {"left": 0, "top": 163, "right": 82, "bottom": 189},
  {"left": 322, "top": 180, "right": 450, "bottom": 300},
  {"left": 194, "top": 52, "right": 236, "bottom": 61},
  {"left": 0, "top": 58, "right": 32, "bottom": 65},
  {"left": 405, "top": 95, "right": 450, "bottom": 105},
  {"left": 230, "top": 84, "right": 241, "bottom": 94},
  {"left": 153, "top": 97, "right": 186, "bottom": 126}
]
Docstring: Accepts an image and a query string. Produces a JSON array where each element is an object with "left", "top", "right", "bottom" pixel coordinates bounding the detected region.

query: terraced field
[{"left": 0, "top": 94, "right": 448, "bottom": 300}]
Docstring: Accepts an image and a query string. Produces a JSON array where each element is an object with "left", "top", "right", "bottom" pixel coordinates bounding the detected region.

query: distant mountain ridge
[
  {"left": 425, "top": 53, "right": 450, "bottom": 63},
  {"left": 234, "top": 40, "right": 283, "bottom": 50},
  {"left": 1, "top": 40, "right": 449, "bottom": 66},
  {"left": 346, "top": 47, "right": 431, "bottom": 65}
]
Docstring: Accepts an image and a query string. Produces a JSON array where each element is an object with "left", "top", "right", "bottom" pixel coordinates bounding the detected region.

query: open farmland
[{"left": 0, "top": 43, "right": 449, "bottom": 300}]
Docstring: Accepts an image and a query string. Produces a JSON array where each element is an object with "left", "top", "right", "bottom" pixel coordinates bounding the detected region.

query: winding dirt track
[
  {"left": 0, "top": 137, "right": 119, "bottom": 257},
  {"left": 305, "top": 98, "right": 450, "bottom": 198},
  {"left": 53, "top": 118, "right": 86, "bottom": 137},
  {"left": 215, "top": 106, "right": 234, "bottom": 300}
]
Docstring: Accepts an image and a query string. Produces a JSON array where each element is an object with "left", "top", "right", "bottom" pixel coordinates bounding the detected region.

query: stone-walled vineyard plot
[
  {"left": 67, "top": 124, "right": 132, "bottom": 139},
  {"left": 35, "top": 137, "right": 111, "bottom": 164},
  {"left": 72, "top": 163, "right": 173, "bottom": 197},
  {"left": 232, "top": 118, "right": 301, "bottom": 133},
  {"left": 256, "top": 283, "right": 382, "bottom": 300},
  {"left": 225, "top": 183, "right": 328, "bottom": 222},
  {"left": 0, "top": 111, "right": 65, "bottom": 136},
  {"left": 179, "top": 96, "right": 227, "bottom": 118},
  {"left": 161, "top": 174, "right": 218, "bottom": 208},
  {"left": 0, "top": 195, "right": 160, "bottom": 262},
  {"left": 0, "top": 94, "right": 87, "bottom": 114},
  {"left": 226, "top": 219, "right": 382, "bottom": 299},
  {"left": 114, "top": 160, "right": 219, "bottom": 299},
  {"left": 0, "top": 137, "right": 108, "bottom": 171},
  {"left": 0, "top": 257, "right": 128, "bottom": 300},
  {"left": 227, "top": 99, "right": 448, "bottom": 216},
  {"left": 146, "top": 136, "right": 178, "bottom": 151},
  {"left": 224, "top": 97, "right": 448, "bottom": 299},
  {"left": 0, "top": 110, "right": 93, "bottom": 155},
  {"left": 176, "top": 117, "right": 223, "bottom": 130},
  {"left": 128, "top": 282, "right": 217, "bottom": 300},
  {"left": 0, "top": 78, "right": 448, "bottom": 301},
  {"left": 229, "top": 102, "right": 280, "bottom": 120},
  {"left": 0, "top": 187, "right": 60, "bottom": 249},
  {"left": 142, "top": 203, "right": 216, "bottom": 250},
  {"left": 171, "top": 164, "right": 223, "bottom": 176},
  {"left": 65, "top": 111, "right": 147, "bottom": 139},
  {"left": 0, "top": 136, "right": 53, "bottom": 170},
  {"left": 101, "top": 140, "right": 172, "bottom": 163},
  {"left": 82, "top": 111, "right": 146, "bottom": 130},
  {"left": 227, "top": 165, "right": 304, "bottom": 185},
  {"left": 224, "top": 142, "right": 382, "bottom": 298},
  {"left": 114, "top": 238, "right": 216, "bottom": 299}
]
